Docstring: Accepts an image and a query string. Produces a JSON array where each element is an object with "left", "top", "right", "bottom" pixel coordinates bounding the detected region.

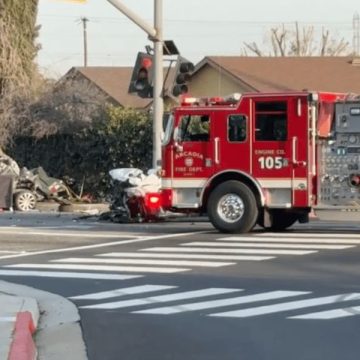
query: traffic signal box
[
  {"left": 128, "top": 52, "right": 154, "bottom": 98},
  {"left": 172, "top": 56, "right": 195, "bottom": 97}
]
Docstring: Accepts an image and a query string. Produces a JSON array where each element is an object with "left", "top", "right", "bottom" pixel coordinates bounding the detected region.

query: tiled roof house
[{"left": 188, "top": 56, "right": 360, "bottom": 97}]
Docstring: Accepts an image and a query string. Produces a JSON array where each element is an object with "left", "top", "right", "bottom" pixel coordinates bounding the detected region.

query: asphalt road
[{"left": 0, "top": 212, "right": 359, "bottom": 360}]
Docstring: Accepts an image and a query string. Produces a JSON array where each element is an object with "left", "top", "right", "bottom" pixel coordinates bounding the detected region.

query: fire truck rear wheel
[{"left": 207, "top": 181, "right": 258, "bottom": 233}]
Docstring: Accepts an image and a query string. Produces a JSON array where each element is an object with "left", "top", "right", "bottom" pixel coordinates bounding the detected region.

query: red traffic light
[
  {"left": 141, "top": 57, "right": 152, "bottom": 69},
  {"left": 129, "top": 52, "right": 154, "bottom": 98}
]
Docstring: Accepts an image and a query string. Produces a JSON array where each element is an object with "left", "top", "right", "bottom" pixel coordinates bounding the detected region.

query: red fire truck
[{"left": 156, "top": 91, "right": 360, "bottom": 233}]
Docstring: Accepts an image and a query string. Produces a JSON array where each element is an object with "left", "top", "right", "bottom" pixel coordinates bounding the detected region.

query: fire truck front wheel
[{"left": 207, "top": 181, "right": 258, "bottom": 233}]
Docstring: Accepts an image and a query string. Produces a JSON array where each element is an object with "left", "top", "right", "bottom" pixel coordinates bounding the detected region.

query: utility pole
[
  {"left": 106, "top": 0, "right": 163, "bottom": 170},
  {"left": 81, "top": 17, "right": 89, "bottom": 67},
  {"left": 353, "top": 12, "right": 360, "bottom": 56}
]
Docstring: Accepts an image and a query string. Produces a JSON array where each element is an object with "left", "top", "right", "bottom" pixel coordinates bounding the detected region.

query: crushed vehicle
[
  {"left": 0, "top": 149, "right": 82, "bottom": 211},
  {"left": 105, "top": 167, "right": 162, "bottom": 222}
]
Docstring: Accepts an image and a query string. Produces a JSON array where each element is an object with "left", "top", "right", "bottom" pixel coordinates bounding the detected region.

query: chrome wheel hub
[{"left": 217, "top": 193, "right": 244, "bottom": 223}]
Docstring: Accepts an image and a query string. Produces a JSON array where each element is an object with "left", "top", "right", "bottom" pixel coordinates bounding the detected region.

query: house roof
[
  {"left": 65, "top": 66, "right": 177, "bottom": 108},
  {"left": 69, "top": 66, "right": 152, "bottom": 108},
  {"left": 196, "top": 56, "right": 360, "bottom": 93}
]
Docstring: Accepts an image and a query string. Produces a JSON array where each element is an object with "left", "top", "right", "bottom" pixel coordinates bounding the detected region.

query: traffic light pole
[{"left": 107, "top": 0, "right": 163, "bottom": 170}]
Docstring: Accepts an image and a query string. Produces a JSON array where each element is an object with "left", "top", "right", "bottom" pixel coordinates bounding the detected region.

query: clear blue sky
[{"left": 37, "top": 0, "right": 359, "bottom": 78}]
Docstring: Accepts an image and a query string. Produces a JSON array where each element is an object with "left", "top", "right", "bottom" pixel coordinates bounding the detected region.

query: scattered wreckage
[
  {"left": 0, "top": 149, "right": 83, "bottom": 211},
  {"left": 104, "top": 167, "right": 164, "bottom": 222},
  {"left": 106, "top": 167, "right": 162, "bottom": 222}
]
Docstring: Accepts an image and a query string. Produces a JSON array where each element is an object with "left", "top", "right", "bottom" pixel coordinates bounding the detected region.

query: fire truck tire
[
  {"left": 14, "top": 190, "right": 37, "bottom": 212},
  {"left": 207, "top": 181, "right": 258, "bottom": 233}
]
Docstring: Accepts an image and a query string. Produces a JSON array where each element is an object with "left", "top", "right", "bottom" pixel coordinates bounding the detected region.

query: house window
[
  {"left": 255, "top": 101, "right": 287, "bottom": 141},
  {"left": 228, "top": 115, "right": 247, "bottom": 142}
]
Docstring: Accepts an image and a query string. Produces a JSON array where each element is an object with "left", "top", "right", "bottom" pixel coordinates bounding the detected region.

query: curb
[{"left": 8, "top": 311, "right": 37, "bottom": 360}]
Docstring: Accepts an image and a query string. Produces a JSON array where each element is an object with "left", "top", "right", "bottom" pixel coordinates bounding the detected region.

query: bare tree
[
  {"left": 243, "top": 22, "right": 350, "bottom": 57},
  {"left": 17, "top": 79, "right": 108, "bottom": 138}
]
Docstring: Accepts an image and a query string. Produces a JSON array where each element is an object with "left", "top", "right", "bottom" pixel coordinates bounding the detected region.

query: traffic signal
[
  {"left": 129, "top": 52, "right": 154, "bottom": 98},
  {"left": 171, "top": 56, "right": 195, "bottom": 97}
]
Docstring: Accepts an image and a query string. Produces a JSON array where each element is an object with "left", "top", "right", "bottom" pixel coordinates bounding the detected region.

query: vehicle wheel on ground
[
  {"left": 207, "top": 181, "right": 258, "bottom": 233},
  {"left": 258, "top": 210, "right": 298, "bottom": 231},
  {"left": 14, "top": 190, "right": 37, "bottom": 211}
]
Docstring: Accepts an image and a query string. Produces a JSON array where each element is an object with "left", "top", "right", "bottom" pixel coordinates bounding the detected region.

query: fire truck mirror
[{"left": 173, "top": 127, "right": 183, "bottom": 152}]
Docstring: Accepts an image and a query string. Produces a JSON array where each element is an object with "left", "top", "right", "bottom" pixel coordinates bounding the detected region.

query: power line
[{"left": 37, "top": 14, "right": 354, "bottom": 26}]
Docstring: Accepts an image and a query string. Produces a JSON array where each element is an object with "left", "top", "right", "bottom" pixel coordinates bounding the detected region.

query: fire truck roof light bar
[{"left": 181, "top": 93, "right": 242, "bottom": 107}]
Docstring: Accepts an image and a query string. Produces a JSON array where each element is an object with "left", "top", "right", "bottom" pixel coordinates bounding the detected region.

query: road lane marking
[
  {"left": 133, "top": 291, "right": 309, "bottom": 315},
  {"left": 0, "top": 230, "right": 211, "bottom": 260},
  {"left": 98, "top": 252, "right": 275, "bottom": 261},
  {"left": 0, "top": 230, "right": 135, "bottom": 238},
  {"left": 0, "top": 251, "right": 23, "bottom": 254},
  {"left": 210, "top": 293, "right": 360, "bottom": 318},
  {"left": 81, "top": 288, "right": 242, "bottom": 310},
  {"left": 0, "top": 269, "right": 141, "bottom": 280},
  {"left": 6, "top": 263, "right": 190, "bottom": 274},
  {"left": 142, "top": 247, "right": 317, "bottom": 255},
  {"left": 0, "top": 316, "right": 16, "bottom": 322},
  {"left": 289, "top": 306, "right": 360, "bottom": 319},
  {"left": 221, "top": 236, "right": 360, "bottom": 244},
  {"left": 70, "top": 285, "right": 177, "bottom": 300},
  {"left": 52, "top": 257, "right": 235, "bottom": 268},
  {"left": 183, "top": 242, "right": 353, "bottom": 250}
]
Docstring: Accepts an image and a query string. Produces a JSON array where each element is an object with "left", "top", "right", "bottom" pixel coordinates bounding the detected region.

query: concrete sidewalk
[{"left": 0, "top": 281, "right": 87, "bottom": 360}]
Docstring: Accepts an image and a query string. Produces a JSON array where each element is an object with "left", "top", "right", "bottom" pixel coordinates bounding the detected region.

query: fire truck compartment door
[{"left": 251, "top": 97, "right": 309, "bottom": 207}]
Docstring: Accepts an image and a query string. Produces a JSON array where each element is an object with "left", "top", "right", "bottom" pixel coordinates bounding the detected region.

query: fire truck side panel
[{"left": 318, "top": 100, "right": 360, "bottom": 208}]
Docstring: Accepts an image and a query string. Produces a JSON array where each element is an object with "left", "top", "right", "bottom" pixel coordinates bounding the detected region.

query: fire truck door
[
  {"left": 251, "top": 98, "right": 309, "bottom": 207},
  {"left": 172, "top": 113, "right": 215, "bottom": 183}
]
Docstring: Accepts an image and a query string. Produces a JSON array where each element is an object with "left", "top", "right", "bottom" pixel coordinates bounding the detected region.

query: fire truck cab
[{"left": 160, "top": 91, "right": 360, "bottom": 233}]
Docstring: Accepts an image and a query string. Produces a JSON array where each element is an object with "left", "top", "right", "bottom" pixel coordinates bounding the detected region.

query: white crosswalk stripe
[
  {"left": 222, "top": 236, "right": 360, "bottom": 244},
  {"left": 133, "top": 291, "right": 309, "bottom": 315},
  {"left": 257, "top": 233, "right": 360, "bottom": 239},
  {"left": 0, "top": 269, "right": 142, "bottom": 280},
  {"left": 6, "top": 263, "right": 190, "bottom": 274},
  {"left": 80, "top": 288, "right": 242, "bottom": 310},
  {"left": 182, "top": 241, "right": 354, "bottom": 250},
  {"left": 142, "top": 247, "right": 317, "bottom": 255},
  {"left": 52, "top": 257, "right": 236, "bottom": 268},
  {"left": 288, "top": 306, "right": 360, "bottom": 320},
  {"left": 210, "top": 293, "right": 360, "bottom": 318},
  {"left": 98, "top": 252, "right": 275, "bottom": 261},
  {"left": 70, "top": 285, "right": 177, "bottom": 300}
]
